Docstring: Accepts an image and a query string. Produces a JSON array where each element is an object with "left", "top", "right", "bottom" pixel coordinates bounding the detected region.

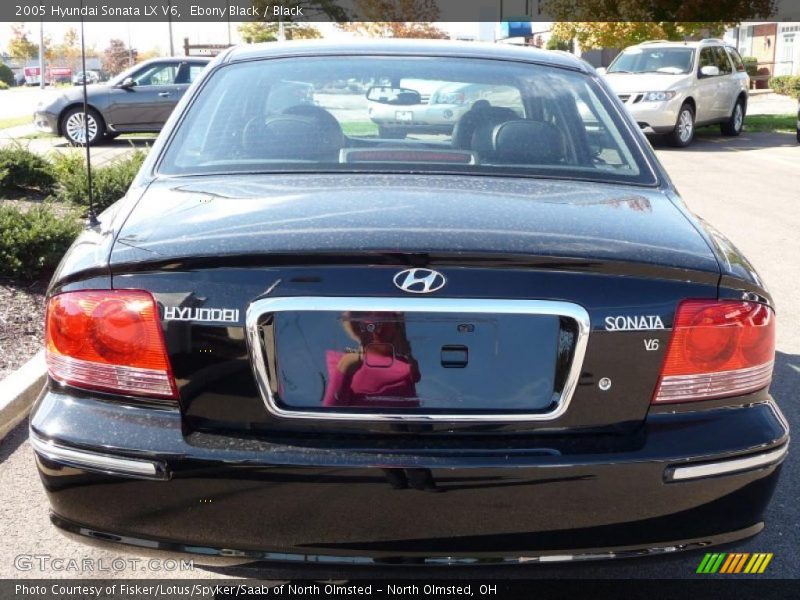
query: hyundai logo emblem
[{"left": 393, "top": 268, "right": 447, "bottom": 294}]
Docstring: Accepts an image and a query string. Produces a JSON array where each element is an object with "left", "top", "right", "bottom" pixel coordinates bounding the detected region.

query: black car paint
[{"left": 32, "top": 40, "right": 787, "bottom": 564}]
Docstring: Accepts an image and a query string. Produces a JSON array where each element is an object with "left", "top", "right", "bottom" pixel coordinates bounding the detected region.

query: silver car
[
  {"left": 368, "top": 82, "right": 523, "bottom": 139},
  {"left": 34, "top": 57, "right": 210, "bottom": 145},
  {"left": 601, "top": 39, "right": 749, "bottom": 147}
]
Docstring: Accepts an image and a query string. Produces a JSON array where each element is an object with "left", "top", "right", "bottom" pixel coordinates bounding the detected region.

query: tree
[
  {"left": 7, "top": 24, "right": 38, "bottom": 61},
  {"left": 53, "top": 28, "right": 81, "bottom": 63},
  {"left": 340, "top": 0, "right": 449, "bottom": 38},
  {"left": 102, "top": 39, "right": 137, "bottom": 76},
  {"left": 238, "top": 21, "right": 322, "bottom": 43},
  {"left": 542, "top": 0, "right": 776, "bottom": 50}
]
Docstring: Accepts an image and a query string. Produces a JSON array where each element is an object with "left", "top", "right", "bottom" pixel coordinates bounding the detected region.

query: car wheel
[
  {"left": 667, "top": 104, "right": 695, "bottom": 147},
  {"left": 378, "top": 126, "right": 407, "bottom": 140},
  {"left": 721, "top": 99, "right": 744, "bottom": 136},
  {"left": 62, "top": 106, "right": 105, "bottom": 146}
]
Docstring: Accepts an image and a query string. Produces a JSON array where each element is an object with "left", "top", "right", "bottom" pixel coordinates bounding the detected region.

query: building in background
[
  {"left": 775, "top": 23, "right": 799, "bottom": 75},
  {"left": 726, "top": 22, "right": 799, "bottom": 76}
]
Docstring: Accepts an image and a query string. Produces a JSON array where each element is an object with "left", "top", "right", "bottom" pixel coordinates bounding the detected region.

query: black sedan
[
  {"left": 31, "top": 40, "right": 788, "bottom": 567},
  {"left": 33, "top": 57, "right": 210, "bottom": 145}
]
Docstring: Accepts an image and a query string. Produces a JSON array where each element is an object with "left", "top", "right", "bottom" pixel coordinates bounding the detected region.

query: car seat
[{"left": 491, "top": 120, "right": 566, "bottom": 165}]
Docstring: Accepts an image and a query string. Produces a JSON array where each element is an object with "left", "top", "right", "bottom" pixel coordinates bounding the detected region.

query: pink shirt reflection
[{"left": 323, "top": 350, "right": 420, "bottom": 408}]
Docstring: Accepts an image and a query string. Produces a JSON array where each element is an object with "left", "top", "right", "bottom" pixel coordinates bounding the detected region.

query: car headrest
[
  {"left": 492, "top": 120, "right": 565, "bottom": 165},
  {"left": 452, "top": 104, "right": 518, "bottom": 150},
  {"left": 241, "top": 105, "right": 343, "bottom": 160}
]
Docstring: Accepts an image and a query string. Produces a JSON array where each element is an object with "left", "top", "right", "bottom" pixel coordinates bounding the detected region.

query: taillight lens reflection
[
  {"left": 45, "top": 290, "right": 177, "bottom": 399},
  {"left": 653, "top": 300, "right": 775, "bottom": 404}
]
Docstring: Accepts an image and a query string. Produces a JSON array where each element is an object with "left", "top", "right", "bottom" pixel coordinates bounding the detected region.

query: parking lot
[{"left": 0, "top": 124, "right": 798, "bottom": 579}]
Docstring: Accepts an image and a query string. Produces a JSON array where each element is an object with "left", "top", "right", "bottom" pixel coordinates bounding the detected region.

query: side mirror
[
  {"left": 366, "top": 86, "right": 422, "bottom": 106},
  {"left": 118, "top": 77, "right": 136, "bottom": 89},
  {"left": 700, "top": 65, "right": 720, "bottom": 78},
  {"left": 596, "top": 67, "right": 607, "bottom": 76}
]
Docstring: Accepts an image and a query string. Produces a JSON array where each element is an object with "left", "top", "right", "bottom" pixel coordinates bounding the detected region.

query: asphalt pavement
[{"left": 0, "top": 129, "right": 797, "bottom": 580}]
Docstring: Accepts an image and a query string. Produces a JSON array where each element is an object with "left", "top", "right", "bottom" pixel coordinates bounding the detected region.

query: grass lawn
[
  {"left": 0, "top": 115, "right": 31, "bottom": 130},
  {"left": 744, "top": 114, "right": 797, "bottom": 133},
  {"left": 340, "top": 121, "right": 379, "bottom": 137},
  {"left": 18, "top": 131, "right": 157, "bottom": 141}
]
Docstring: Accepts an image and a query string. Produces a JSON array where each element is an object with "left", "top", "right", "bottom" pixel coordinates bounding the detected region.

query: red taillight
[
  {"left": 45, "top": 290, "right": 177, "bottom": 399},
  {"left": 653, "top": 300, "right": 775, "bottom": 404}
]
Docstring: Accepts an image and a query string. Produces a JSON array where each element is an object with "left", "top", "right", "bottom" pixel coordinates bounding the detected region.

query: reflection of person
[
  {"left": 323, "top": 312, "right": 420, "bottom": 408},
  {"left": 323, "top": 312, "right": 441, "bottom": 491}
]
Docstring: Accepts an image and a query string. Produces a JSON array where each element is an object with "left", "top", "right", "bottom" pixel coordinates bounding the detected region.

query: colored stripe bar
[
  {"left": 720, "top": 554, "right": 736, "bottom": 574},
  {"left": 709, "top": 553, "right": 726, "bottom": 573},
  {"left": 697, "top": 553, "right": 713, "bottom": 573},
  {"left": 744, "top": 554, "right": 759, "bottom": 573},
  {"left": 758, "top": 554, "right": 773, "bottom": 573},
  {"left": 734, "top": 553, "right": 750, "bottom": 573}
]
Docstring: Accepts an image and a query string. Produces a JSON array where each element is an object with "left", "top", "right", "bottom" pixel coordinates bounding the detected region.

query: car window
[
  {"left": 725, "top": 47, "right": 746, "bottom": 72},
  {"left": 188, "top": 64, "right": 206, "bottom": 83},
  {"left": 714, "top": 47, "right": 733, "bottom": 75},
  {"left": 133, "top": 63, "right": 178, "bottom": 86},
  {"left": 159, "top": 56, "right": 655, "bottom": 186},
  {"left": 698, "top": 48, "right": 717, "bottom": 74},
  {"left": 608, "top": 47, "right": 694, "bottom": 74}
]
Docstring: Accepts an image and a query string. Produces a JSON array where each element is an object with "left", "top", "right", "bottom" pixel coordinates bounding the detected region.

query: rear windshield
[{"left": 158, "top": 56, "right": 655, "bottom": 185}]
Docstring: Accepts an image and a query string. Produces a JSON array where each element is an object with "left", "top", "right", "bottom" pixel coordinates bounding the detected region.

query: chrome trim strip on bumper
[
  {"left": 667, "top": 445, "right": 788, "bottom": 482},
  {"left": 29, "top": 431, "right": 168, "bottom": 480},
  {"left": 246, "top": 296, "right": 591, "bottom": 423}
]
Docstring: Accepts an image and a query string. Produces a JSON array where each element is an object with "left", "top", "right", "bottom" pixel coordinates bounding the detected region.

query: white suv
[{"left": 602, "top": 39, "right": 749, "bottom": 147}]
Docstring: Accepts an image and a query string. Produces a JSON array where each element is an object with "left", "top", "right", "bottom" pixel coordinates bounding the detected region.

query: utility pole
[
  {"left": 168, "top": 0, "right": 175, "bottom": 56},
  {"left": 38, "top": 20, "right": 45, "bottom": 89},
  {"left": 226, "top": 1, "right": 232, "bottom": 45},
  {"left": 127, "top": 23, "right": 134, "bottom": 66},
  {"left": 277, "top": 17, "right": 286, "bottom": 42}
]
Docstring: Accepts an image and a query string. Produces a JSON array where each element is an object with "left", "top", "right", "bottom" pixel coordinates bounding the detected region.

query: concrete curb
[{"left": 0, "top": 350, "right": 45, "bottom": 440}]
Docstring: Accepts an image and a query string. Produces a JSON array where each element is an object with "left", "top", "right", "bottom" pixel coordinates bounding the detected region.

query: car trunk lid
[{"left": 109, "top": 174, "right": 720, "bottom": 436}]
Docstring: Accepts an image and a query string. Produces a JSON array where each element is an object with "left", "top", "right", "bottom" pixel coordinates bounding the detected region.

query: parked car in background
[
  {"left": 23, "top": 65, "right": 73, "bottom": 86},
  {"left": 31, "top": 40, "right": 787, "bottom": 567},
  {"left": 601, "top": 39, "right": 749, "bottom": 147},
  {"left": 33, "top": 57, "right": 211, "bottom": 145},
  {"left": 368, "top": 81, "right": 523, "bottom": 138},
  {"left": 73, "top": 70, "right": 100, "bottom": 86}
]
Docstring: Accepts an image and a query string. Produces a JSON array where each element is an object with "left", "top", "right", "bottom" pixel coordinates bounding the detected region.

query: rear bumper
[{"left": 30, "top": 388, "right": 788, "bottom": 565}]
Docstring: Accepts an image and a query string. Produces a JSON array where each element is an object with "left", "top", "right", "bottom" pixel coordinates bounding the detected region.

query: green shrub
[
  {"left": 741, "top": 57, "right": 759, "bottom": 77},
  {"left": 547, "top": 36, "right": 572, "bottom": 52},
  {"left": 768, "top": 75, "right": 800, "bottom": 99},
  {"left": 0, "top": 144, "right": 56, "bottom": 193},
  {"left": 0, "top": 204, "right": 81, "bottom": 279},
  {"left": 0, "top": 64, "right": 13, "bottom": 87},
  {"left": 51, "top": 148, "right": 147, "bottom": 212}
]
